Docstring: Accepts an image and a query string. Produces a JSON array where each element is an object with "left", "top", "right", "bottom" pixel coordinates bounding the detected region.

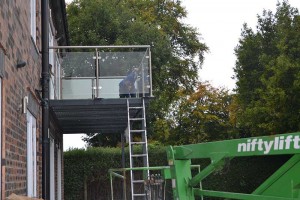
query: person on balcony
[{"left": 119, "top": 68, "right": 139, "bottom": 98}]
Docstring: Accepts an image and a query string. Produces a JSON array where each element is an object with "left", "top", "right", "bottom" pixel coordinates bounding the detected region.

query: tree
[
  {"left": 67, "top": 0, "right": 208, "bottom": 146},
  {"left": 151, "top": 82, "right": 236, "bottom": 145},
  {"left": 234, "top": 1, "right": 300, "bottom": 136},
  {"left": 67, "top": 0, "right": 207, "bottom": 100},
  {"left": 82, "top": 133, "right": 121, "bottom": 147}
]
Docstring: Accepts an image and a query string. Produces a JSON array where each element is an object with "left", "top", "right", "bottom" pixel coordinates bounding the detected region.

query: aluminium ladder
[{"left": 127, "top": 98, "right": 150, "bottom": 200}]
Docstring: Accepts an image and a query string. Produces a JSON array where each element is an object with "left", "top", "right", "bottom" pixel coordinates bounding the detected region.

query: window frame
[
  {"left": 57, "top": 146, "right": 62, "bottom": 200},
  {"left": 50, "top": 137, "right": 55, "bottom": 200},
  {"left": 27, "top": 111, "right": 37, "bottom": 197},
  {"left": 30, "top": 0, "right": 36, "bottom": 42}
]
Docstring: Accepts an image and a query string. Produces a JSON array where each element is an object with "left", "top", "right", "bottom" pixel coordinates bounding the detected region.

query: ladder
[{"left": 127, "top": 98, "right": 150, "bottom": 200}]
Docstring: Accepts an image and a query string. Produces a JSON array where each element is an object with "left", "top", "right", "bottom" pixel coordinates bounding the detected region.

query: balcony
[
  {"left": 49, "top": 46, "right": 153, "bottom": 134},
  {"left": 50, "top": 45, "right": 152, "bottom": 100}
]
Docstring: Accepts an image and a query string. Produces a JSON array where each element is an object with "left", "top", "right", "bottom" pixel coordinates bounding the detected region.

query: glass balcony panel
[
  {"left": 62, "top": 52, "right": 96, "bottom": 77},
  {"left": 98, "top": 77, "right": 123, "bottom": 98},
  {"left": 98, "top": 51, "right": 150, "bottom": 98},
  {"left": 56, "top": 47, "right": 152, "bottom": 99},
  {"left": 98, "top": 51, "right": 147, "bottom": 76},
  {"left": 62, "top": 79, "right": 93, "bottom": 99}
]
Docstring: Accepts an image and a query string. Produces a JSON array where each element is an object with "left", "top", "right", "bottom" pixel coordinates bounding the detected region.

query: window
[
  {"left": 30, "top": 0, "right": 36, "bottom": 42},
  {"left": 27, "top": 111, "right": 37, "bottom": 197}
]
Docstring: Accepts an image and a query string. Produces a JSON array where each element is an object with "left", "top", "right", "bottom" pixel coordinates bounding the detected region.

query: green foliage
[
  {"left": 234, "top": 1, "right": 300, "bottom": 136},
  {"left": 67, "top": 0, "right": 208, "bottom": 146},
  {"left": 64, "top": 146, "right": 290, "bottom": 199},
  {"left": 64, "top": 147, "right": 124, "bottom": 199},
  {"left": 64, "top": 146, "right": 167, "bottom": 200},
  {"left": 82, "top": 133, "right": 121, "bottom": 147},
  {"left": 197, "top": 155, "right": 291, "bottom": 194},
  {"left": 152, "top": 82, "right": 237, "bottom": 145},
  {"left": 67, "top": 0, "right": 207, "bottom": 97}
]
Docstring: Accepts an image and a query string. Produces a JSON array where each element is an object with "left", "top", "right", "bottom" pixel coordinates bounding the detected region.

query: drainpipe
[{"left": 41, "top": 0, "right": 50, "bottom": 199}]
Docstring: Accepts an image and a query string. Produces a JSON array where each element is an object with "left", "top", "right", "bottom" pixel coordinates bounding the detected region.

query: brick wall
[
  {"left": 0, "top": 0, "right": 64, "bottom": 199},
  {"left": 0, "top": 0, "right": 42, "bottom": 199}
]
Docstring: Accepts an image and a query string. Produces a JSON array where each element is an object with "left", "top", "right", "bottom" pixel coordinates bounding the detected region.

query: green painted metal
[
  {"left": 109, "top": 132, "right": 300, "bottom": 199},
  {"left": 166, "top": 132, "right": 300, "bottom": 199},
  {"left": 109, "top": 166, "right": 169, "bottom": 200},
  {"left": 170, "top": 159, "right": 194, "bottom": 199},
  {"left": 188, "top": 154, "right": 226, "bottom": 187},
  {"left": 161, "top": 167, "right": 172, "bottom": 179},
  {"left": 253, "top": 154, "right": 300, "bottom": 198},
  {"left": 172, "top": 132, "right": 300, "bottom": 160},
  {"left": 194, "top": 189, "right": 295, "bottom": 200},
  {"left": 109, "top": 164, "right": 201, "bottom": 199},
  {"left": 109, "top": 166, "right": 170, "bottom": 173}
]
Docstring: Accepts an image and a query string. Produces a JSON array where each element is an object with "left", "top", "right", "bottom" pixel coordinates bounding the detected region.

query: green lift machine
[{"left": 110, "top": 132, "right": 300, "bottom": 199}]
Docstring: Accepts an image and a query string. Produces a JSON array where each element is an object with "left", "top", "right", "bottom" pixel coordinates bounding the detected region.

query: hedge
[
  {"left": 64, "top": 145, "right": 167, "bottom": 200},
  {"left": 64, "top": 145, "right": 290, "bottom": 200}
]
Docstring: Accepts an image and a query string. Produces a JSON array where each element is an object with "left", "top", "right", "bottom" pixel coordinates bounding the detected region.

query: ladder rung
[
  {"left": 131, "top": 130, "right": 145, "bottom": 133},
  {"left": 129, "top": 106, "right": 143, "bottom": 109},
  {"left": 131, "top": 142, "right": 146, "bottom": 145},
  {"left": 130, "top": 118, "right": 144, "bottom": 121},
  {"left": 132, "top": 179, "right": 145, "bottom": 183},
  {"left": 133, "top": 193, "right": 147, "bottom": 197},
  {"left": 131, "top": 154, "right": 147, "bottom": 157}
]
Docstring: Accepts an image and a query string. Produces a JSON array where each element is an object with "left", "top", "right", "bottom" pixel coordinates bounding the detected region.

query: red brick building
[{"left": 0, "top": 0, "right": 68, "bottom": 199}]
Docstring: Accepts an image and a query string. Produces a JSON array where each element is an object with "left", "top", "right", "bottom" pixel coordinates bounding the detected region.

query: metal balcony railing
[{"left": 49, "top": 45, "right": 153, "bottom": 99}]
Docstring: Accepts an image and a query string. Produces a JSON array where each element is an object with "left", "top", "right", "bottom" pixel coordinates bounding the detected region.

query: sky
[
  {"left": 63, "top": 0, "right": 300, "bottom": 151},
  {"left": 182, "top": 0, "right": 300, "bottom": 91}
]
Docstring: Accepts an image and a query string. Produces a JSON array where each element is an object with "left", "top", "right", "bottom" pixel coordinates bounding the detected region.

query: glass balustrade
[{"left": 49, "top": 46, "right": 152, "bottom": 99}]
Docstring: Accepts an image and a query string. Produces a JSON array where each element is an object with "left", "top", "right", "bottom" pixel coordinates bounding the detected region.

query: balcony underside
[{"left": 50, "top": 98, "right": 150, "bottom": 134}]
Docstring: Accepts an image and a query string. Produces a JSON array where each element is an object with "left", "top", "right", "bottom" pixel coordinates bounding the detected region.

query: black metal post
[{"left": 41, "top": 0, "right": 50, "bottom": 199}]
